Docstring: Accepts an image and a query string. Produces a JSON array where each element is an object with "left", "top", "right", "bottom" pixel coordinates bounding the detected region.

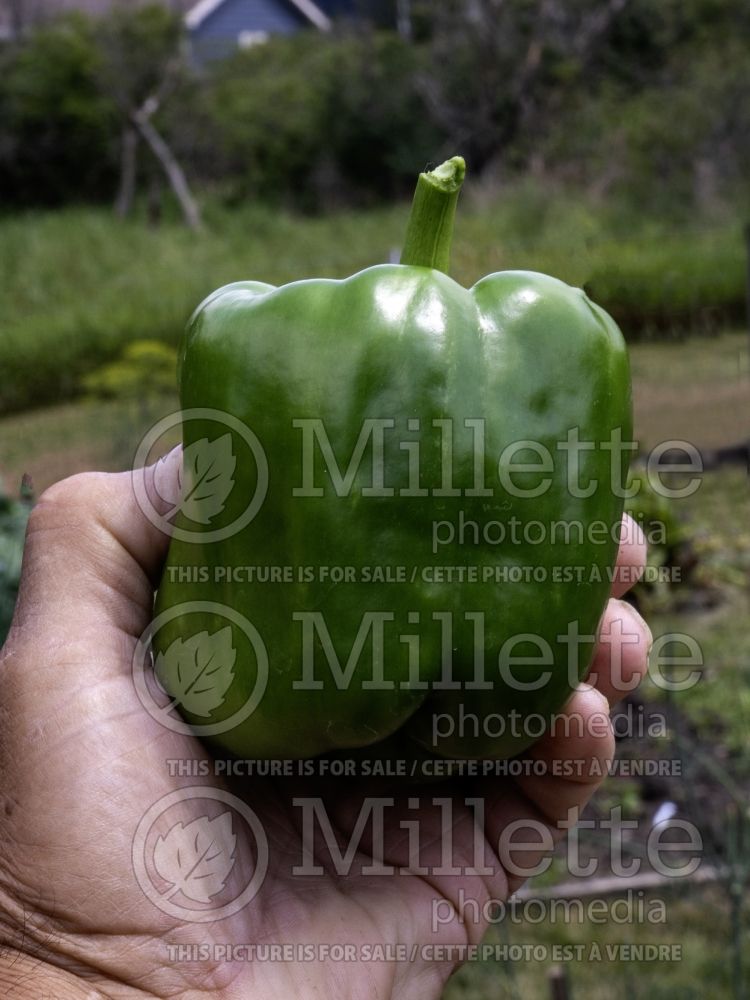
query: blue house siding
[{"left": 190, "top": 0, "right": 307, "bottom": 62}]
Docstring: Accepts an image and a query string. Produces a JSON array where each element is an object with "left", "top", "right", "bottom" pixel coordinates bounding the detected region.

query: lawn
[
  {"left": 0, "top": 396, "right": 179, "bottom": 495},
  {"left": 631, "top": 332, "right": 750, "bottom": 450}
]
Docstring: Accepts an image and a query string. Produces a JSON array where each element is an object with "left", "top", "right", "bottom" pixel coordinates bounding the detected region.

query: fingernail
[{"left": 622, "top": 513, "right": 647, "bottom": 549}]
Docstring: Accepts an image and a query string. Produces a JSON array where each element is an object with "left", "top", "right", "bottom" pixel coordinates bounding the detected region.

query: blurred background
[{"left": 0, "top": 1, "right": 748, "bottom": 996}]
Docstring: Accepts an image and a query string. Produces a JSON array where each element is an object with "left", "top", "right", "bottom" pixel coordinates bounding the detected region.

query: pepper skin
[{"left": 152, "top": 158, "right": 632, "bottom": 761}]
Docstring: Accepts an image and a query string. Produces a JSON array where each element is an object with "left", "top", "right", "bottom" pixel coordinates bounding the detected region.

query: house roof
[{"left": 185, "top": 0, "right": 331, "bottom": 32}]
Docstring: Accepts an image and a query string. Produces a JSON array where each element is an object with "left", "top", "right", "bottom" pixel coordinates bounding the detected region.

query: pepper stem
[{"left": 400, "top": 156, "right": 466, "bottom": 275}]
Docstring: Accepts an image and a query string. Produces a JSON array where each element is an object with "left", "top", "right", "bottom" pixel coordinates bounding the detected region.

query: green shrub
[
  {"left": 204, "top": 31, "right": 441, "bottom": 206},
  {"left": 586, "top": 230, "right": 747, "bottom": 337},
  {"left": 205, "top": 34, "right": 332, "bottom": 204},
  {"left": 455, "top": 182, "right": 746, "bottom": 340},
  {"left": 83, "top": 340, "right": 178, "bottom": 400},
  {"left": 0, "top": 15, "right": 117, "bottom": 205},
  {"left": 323, "top": 32, "right": 443, "bottom": 198}
]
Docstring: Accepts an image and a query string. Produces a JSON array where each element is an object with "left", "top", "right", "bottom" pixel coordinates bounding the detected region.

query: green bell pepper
[{"left": 152, "top": 156, "right": 632, "bottom": 761}]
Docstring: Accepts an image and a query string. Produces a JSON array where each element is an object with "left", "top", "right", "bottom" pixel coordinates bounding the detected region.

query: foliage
[
  {"left": 0, "top": 14, "right": 116, "bottom": 205},
  {"left": 93, "top": 3, "right": 182, "bottom": 115},
  {"left": 0, "top": 5, "right": 185, "bottom": 208},
  {"left": 540, "top": 31, "right": 750, "bottom": 214},
  {"left": 204, "top": 31, "right": 440, "bottom": 206},
  {"left": 322, "top": 32, "right": 443, "bottom": 198},
  {"left": 585, "top": 228, "right": 746, "bottom": 335},
  {"left": 0, "top": 1, "right": 748, "bottom": 211},
  {"left": 624, "top": 465, "right": 687, "bottom": 610},
  {"left": 83, "top": 340, "right": 178, "bottom": 400},
  {"left": 408, "top": 0, "right": 748, "bottom": 192},
  {"left": 205, "top": 35, "right": 333, "bottom": 204}
]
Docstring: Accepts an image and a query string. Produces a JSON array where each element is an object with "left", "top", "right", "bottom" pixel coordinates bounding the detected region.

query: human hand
[{"left": 0, "top": 453, "right": 651, "bottom": 999}]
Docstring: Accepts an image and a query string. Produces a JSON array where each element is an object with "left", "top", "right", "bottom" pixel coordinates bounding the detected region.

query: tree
[
  {"left": 94, "top": 4, "right": 202, "bottom": 229},
  {"left": 415, "top": 0, "right": 633, "bottom": 173}
]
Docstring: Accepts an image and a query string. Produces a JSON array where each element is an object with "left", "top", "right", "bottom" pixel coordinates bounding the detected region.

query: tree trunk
[
  {"left": 131, "top": 108, "right": 202, "bottom": 231},
  {"left": 114, "top": 125, "right": 138, "bottom": 219}
]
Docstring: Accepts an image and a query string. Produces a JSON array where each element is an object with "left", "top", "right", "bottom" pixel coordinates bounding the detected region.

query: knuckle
[{"left": 29, "top": 473, "right": 108, "bottom": 531}]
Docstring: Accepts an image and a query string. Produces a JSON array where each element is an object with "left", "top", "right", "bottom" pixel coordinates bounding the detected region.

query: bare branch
[{"left": 130, "top": 102, "right": 202, "bottom": 231}]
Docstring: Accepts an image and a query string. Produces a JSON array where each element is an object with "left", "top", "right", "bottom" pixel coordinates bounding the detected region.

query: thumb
[{"left": 4, "top": 448, "right": 181, "bottom": 656}]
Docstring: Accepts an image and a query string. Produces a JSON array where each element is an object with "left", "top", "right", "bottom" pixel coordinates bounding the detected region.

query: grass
[
  {"left": 0, "top": 201, "right": 407, "bottom": 414},
  {"left": 444, "top": 884, "right": 746, "bottom": 999},
  {"left": 0, "top": 182, "right": 747, "bottom": 415},
  {"left": 0, "top": 397, "right": 179, "bottom": 495},
  {"left": 630, "top": 331, "right": 750, "bottom": 450}
]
